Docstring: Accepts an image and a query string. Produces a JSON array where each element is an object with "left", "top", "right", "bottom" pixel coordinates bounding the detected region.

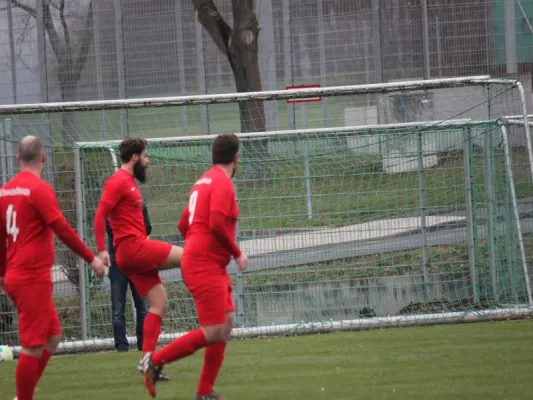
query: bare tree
[
  {"left": 193, "top": 0, "right": 270, "bottom": 181},
  {"left": 8, "top": 0, "right": 94, "bottom": 147}
]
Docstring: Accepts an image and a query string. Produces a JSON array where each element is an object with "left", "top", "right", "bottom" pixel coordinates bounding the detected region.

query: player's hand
[
  {"left": 235, "top": 252, "right": 248, "bottom": 272},
  {"left": 99, "top": 251, "right": 111, "bottom": 267},
  {"left": 90, "top": 256, "right": 106, "bottom": 279}
]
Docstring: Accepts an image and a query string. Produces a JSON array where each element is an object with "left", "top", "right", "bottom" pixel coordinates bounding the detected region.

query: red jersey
[
  {"left": 178, "top": 166, "right": 240, "bottom": 268},
  {"left": 94, "top": 168, "right": 147, "bottom": 252},
  {"left": 0, "top": 171, "right": 94, "bottom": 284}
]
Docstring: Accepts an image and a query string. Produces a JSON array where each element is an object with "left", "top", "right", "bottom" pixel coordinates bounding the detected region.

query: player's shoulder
[
  {"left": 0, "top": 172, "right": 52, "bottom": 204},
  {"left": 194, "top": 167, "right": 231, "bottom": 190},
  {"left": 1, "top": 171, "right": 47, "bottom": 193},
  {"left": 105, "top": 169, "right": 128, "bottom": 187}
]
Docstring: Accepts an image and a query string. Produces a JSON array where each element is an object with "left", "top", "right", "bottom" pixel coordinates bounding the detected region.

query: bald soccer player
[{"left": 0, "top": 136, "right": 106, "bottom": 400}]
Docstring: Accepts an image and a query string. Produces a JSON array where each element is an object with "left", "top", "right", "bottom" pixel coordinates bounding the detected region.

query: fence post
[
  {"left": 7, "top": 0, "right": 16, "bottom": 104},
  {"left": 259, "top": 0, "right": 278, "bottom": 131},
  {"left": 232, "top": 179, "right": 245, "bottom": 327},
  {"left": 174, "top": 0, "right": 188, "bottom": 135},
  {"left": 317, "top": 0, "right": 328, "bottom": 127},
  {"left": 283, "top": 1, "right": 295, "bottom": 131},
  {"left": 92, "top": 1, "right": 105, "bottom": 140},
  {"left": 195, "top": 22, "right": 209, "bottom": 136},
  {"left": 483, "top": 129, "right": 498, "bottom": 302},
  {"left": 372, "top": 0, "right": 383, "bottom": 83},
  {"left": 463, "top": 127, "right": 479, "bottom": 303},
  {"left": 74, "top": 145, "right": 89, "bottom": 340},
  {"left": 421, "top": 0, "right": 430, "bottom": 80},
  {"left": 417, "top": 132, "right": 430, "bottom": 298},
  {"left": 114, "top": 0, "right": 129, "bottom": 138}
]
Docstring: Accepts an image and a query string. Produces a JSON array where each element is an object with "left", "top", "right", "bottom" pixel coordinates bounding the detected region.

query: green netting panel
[{"left": 76, "top": 121, "right": 531, "bottom": 341}]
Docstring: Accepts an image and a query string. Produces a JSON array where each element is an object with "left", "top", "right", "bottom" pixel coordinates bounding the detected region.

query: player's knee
[
  {"left": 46, "top": 335, "right": 61, "bottom": 353},
  {"left": 145, "top": 284, "right": 167, "bottom": 315},
  {"left": 21, "top": 345, "right": 44, "bottom": 358},
  {"left": 222, "top": 313, "right": 235, "bottom": 341},
  {"left": 202, "top": 324, "right": 226, "bottom": 344}
]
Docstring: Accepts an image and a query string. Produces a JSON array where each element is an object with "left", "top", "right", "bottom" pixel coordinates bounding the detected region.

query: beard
[{"left": 133, "top": 161, "right": 147, "bottom": 183}]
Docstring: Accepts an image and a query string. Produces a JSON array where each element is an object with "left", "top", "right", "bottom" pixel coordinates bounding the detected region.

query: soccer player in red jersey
[
  {"left": 93, "top": 137, "right": 184, "bottom": 373},
  {"left": 0, "top": 136, "right": 106, "bottom": 400},
  {"left": 143, "top": 134, "right": 248, "bottom": 400}
]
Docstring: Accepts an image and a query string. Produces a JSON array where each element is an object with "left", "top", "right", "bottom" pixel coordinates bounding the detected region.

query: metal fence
[{"left": 0, "top": 0, "right": 532, "bottom": 128}]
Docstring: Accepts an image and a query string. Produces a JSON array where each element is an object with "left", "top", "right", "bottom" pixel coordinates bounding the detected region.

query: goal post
[
  {"left": 0, "top": 76, "right": 532, "bottom": 355},
  {"left": 68, "top": 118, "right": 533, "bottom": 355}
]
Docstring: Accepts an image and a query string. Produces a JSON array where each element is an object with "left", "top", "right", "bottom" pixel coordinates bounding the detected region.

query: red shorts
[
  {"left": 182, "top": 262, "right": 235, "bottom": 326},
  {"left": 4, "top": 282, "right": 61, "bottom": 348},
  {"left": 116, "top": 238, "right": 173, "bottom": 297}
]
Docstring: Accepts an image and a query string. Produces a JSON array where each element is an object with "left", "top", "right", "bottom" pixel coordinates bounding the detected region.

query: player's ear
[
  {"left": 41, "top": 151, "right": 46, "bottom": 164},
  {"left": 15, "top": 154, "right": 21, "bottom": 166},
  {"left": 233, "top": 153, "right": 239, "bottom": 164}
]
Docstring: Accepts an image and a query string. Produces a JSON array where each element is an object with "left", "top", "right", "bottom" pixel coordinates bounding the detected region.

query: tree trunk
[
  {"left": 227, "top": 7, "right": 271, "bottom": 183},
  {"left": 193, "top": 0, "right": 271, "bottom": 183},
  {"left": 60, "top": 84, "right": 78, "bottom": 148}
]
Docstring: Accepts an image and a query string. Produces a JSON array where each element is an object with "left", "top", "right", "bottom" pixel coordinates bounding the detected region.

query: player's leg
[
  {"left": 130, "top": 279, "right": 172, "bottom": 380},
  {"left": 16, "top": 345, "right": 44, "bottom": 400},
  {"left": 196, "top": 312, "right": 234, "bottom": 400},
  {"left": 143, "top": 277, "right": 228, "bottom": 397},
  {"left": 109, "top": 266, "right": 129, "bottom": 352},
  {"left": 5, "top": 283, "right": 53, "bottom": 400},
  {"left": 157, "top": 244, "right": 183, "bottom": 271},
  {"left": 129, "top": 278, "right": 148, "bottom": 351},
  {"left": 197, "top": 279, "right": 236, "bottom": 399},
  {"left": 36, "top": 306, "right": 62, "bottom": 385},
  {"left": 141, "top": 282, "right": 167, "bottom": 354}
]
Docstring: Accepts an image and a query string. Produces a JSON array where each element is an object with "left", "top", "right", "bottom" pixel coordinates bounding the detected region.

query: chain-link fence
[{"left": 1, "top": 1, "right": 532, "bottom": 115}]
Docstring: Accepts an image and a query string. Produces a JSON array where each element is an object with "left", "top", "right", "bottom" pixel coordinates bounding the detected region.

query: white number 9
[{"left": 188, "top": 190, "right": 198, "bottom": 225}]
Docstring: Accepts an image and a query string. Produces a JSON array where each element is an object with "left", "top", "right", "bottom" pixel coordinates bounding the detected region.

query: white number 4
[
  {"left": 188, "top": 190, "right": 198, "bottom": 225},
  {"left": 6, "top": 204, "right": 19, "bottom": 242}
]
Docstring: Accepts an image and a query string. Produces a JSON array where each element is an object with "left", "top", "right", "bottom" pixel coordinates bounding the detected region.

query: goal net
[{"left": 0, "top": 76, "right": 532, "bottom": 354}]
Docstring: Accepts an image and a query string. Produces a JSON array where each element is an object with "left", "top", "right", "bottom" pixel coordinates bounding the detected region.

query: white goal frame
[{"left": 1, "top": 76, "right": 532, "bottom": 355}]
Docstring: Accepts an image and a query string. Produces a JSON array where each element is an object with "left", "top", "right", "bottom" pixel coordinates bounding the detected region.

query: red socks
[
  {"left": 152, "top": 328, "right": 207, "bottom": 366},
  {"left": 197, "top": 342, "right": 227, "bottom": 395},
  {"left": 143, "top": 312, "right": 163, "bottom": 353},
  {"left": 38, "top": 349, "right": 52, "bottom": 379},
  {"left": 16, "top": 353, "right": 40, "bottom": 400}
]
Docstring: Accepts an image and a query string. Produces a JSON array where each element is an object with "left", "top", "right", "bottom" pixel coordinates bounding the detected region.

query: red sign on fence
[{"left": 285, "top": 84, "right": 322, "bottom": 104}]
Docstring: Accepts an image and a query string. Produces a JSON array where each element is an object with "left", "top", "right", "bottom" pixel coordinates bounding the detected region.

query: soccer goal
[{"left": 1, "top": 76, "right": 533, "bottom": 355}]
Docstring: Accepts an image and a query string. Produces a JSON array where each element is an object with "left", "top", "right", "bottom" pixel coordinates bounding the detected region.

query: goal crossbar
[
  {"left": 76, "top": 118, "right": 481, "bottom": 147},
  {"left": 0, "top": 75, "right": 517, "bottom": 115}
]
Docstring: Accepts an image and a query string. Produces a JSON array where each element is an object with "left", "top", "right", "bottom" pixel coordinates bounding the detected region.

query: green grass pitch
[{"left": 1, "top": 321, "right": 532, "bottom": 399}]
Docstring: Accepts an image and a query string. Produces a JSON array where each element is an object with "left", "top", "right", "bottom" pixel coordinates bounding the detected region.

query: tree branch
[
  {"left": 192, "top": 0, "right": 232, "bottom": 57},
  {"left": 42, "top": 1, "right": 64, "bottom": 61},
  {"left": 73, "top": 0, "right": 93, "bottom": 82},
  {"left": 10, "top": 0, "right": 37, "bottom": 18},
  {"left": 59, "top": 0, "right": 71, "bottom": 52}
]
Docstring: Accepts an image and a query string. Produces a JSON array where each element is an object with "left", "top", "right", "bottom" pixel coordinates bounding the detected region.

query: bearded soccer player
[
  {"left": 93, "top": 137, "right": 183, "bottom": 374},
  {"left": 143, "top": 134, "right": 248, "bottom": 399},
  {"left": 0, "top": 136, "right": 106, "bottom": 400}
]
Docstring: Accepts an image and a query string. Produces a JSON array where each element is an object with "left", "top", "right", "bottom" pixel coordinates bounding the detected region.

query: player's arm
[
  {"left": 142, "top": 202, "right": 152, "bottom": 237},
  {"left": 94, "top": 179, "right": 123, "bottom": 253},
  {"left": 34, "top": 184, "right": 95, "bottom": 264},
  {"left": 177, "top": 205, "right": 189, "bottom": 239},
  {"left": 209, "top": 183, "right": 241, "bottom": 259},
  {"left": 0, "top": 212, "right": 6, "bottom": 284}
]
